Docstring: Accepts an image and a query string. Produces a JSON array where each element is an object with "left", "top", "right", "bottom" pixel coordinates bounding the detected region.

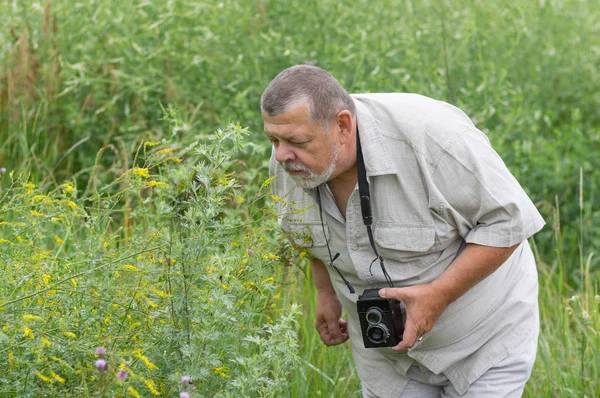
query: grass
[{"left": 0, "top": 0, "right": 598, "bottom": 396}]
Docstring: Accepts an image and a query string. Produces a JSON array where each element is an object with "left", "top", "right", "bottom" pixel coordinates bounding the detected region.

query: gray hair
[{"left": 260, "top": 65, "right": 356, "bottom": 130}]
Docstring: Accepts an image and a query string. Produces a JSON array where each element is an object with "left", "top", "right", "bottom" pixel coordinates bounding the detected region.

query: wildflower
[
  {"left": 95, "top": 358, "right": 108, "bottom": 372},
  {"left": 144, "top": 141, "right": 161, "bottom": 148},
  {"left": 150, "top": 288, "right": 169, "bottom": 298},
  {"left": 0, "top": 167, "right": 6, "bottom": 173},
  {"left": 61, "top": 183, "right": 76, "bottom": 194},
  {"left": 36, "top": 371, "right": 54, "bottom": 384},
  {"left": 132, "top": 167, "right": 150, "bottom": 178},
  {"left": 235, "top": 196, "right": 245, "bottom": 203},
  {"left": 165, "top": 157, "right": 182, "bottom": 163},
  {"left": 270, "top": 194, "right": 286, "bottom": 203},
  {"left": 63, "top": 332, "right": 76, "bottom": 339},
  {"left": 96, "top": 347, "right": 105, "bottom": 357},
  {"left": 0, "top": 239, "right": 10, "bottom": 244},
  {"left": 22, "top": 314, "right": 43, "bottom": 322},
  {"left": 144, "top": 379, "right": 161, "bottom": 396},
  {"left": 146, "top": 181, "right": 168, "bottom": 188},
  {"left": 265, "top": 277, "right": 275, "bottom": 284},
  {"left": 212, "top": 366, "right": 230, "bottom": 378},
  {"left": 261, "top": 176, "right": 276, "bottom": 189},
  {"left": 117, "top": 369, "right": 128, "bottom": 381},
  {"left": 30, "top": 210, "right": 45, "bottom": 217},
  {"left": 133, "top": 349, "right": 158, "bottom": 371},
  {"left": 22, "top": 326, "right": 34, "bottom": 339},
  {"left": 50, "top": 370, "right": 65, "bottom": 383},
  {"left": 21, "top": 182, "right": 35, "bottom": 194},
  {"left": 182, "top": 376, "right": 190, "bottom": 386},
  {"left": 246, "top": 249, "right": 253, "bottom": 256},
  {"left": 144, "top": 297, "right": 158, "bottom": 308},
  {"left": 128, "top": 386, "right": 141, "bottom": 398},
  {"left": 181, "top": 393, "right": 190, "bottom": 398},
  {"left": 123, "top": 264, "right": 139, "bottom": 272},
  {"left": 157, "top": 148, "right": 174, "bottom": 155},
  {"left": 54, "top": 235, "right": 64, "bottom": 245}
]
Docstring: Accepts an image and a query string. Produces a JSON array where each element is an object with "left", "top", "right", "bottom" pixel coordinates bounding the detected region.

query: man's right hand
[{"left": 314, "top": 291, "right": 349, "bottom": 346}]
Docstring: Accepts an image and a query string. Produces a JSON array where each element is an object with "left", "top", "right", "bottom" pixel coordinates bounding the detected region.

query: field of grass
[{"left": 0, "top": 0, "right": 598, "bottom": 396}]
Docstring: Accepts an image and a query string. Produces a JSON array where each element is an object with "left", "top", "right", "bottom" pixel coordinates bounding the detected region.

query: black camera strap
[{"left": 356, "top": 128, "right": 395, "bottom": 288}]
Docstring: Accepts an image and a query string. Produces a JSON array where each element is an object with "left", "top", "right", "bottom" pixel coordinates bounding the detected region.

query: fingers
[
  {"left": 315, "top": 318, "right": 349, "bottom": 346},
  {"left": 392, "top": 319, "right": 419, "bottom": 352}
]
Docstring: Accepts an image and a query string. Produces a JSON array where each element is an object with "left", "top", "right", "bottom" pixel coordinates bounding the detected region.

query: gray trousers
[{"left": 362, "top": 332, "right": 537, "bottom": 398}]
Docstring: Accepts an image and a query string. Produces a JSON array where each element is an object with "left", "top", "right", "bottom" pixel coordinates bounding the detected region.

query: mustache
[{"left": 282, "top": 162, "right": 310, "bottom": 173}]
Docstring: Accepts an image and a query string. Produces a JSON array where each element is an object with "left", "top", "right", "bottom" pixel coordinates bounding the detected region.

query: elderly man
[{"left": 261, "top": 65, "right": 545, "bottom": 398}]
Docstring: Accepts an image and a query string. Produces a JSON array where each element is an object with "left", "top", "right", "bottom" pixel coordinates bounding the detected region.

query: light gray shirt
[{"left": 269, "top": 93, "right": 545, "bottom": 396}]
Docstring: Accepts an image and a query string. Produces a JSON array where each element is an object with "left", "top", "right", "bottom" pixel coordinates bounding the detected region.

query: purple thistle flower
[
  {"left": 95, "top": 358, "right": 108, "bottom": 372},
  {"left": 117, "top": 369, "right": 128, "bottom": 381},
  {"left": 246, "top": 249, "right": 253, "bottom": 256},
  {"left": 96, "top": 347, "right": 105, "bottom": 357},
  {"left": 0, "top": 168, "right": 6, "bottom": 173},
  {"left": 182, "top": 376, "right": 190, "bottom": 386},
  {"left": 180, "top": 392, "right": 190, "bottom": 398}
]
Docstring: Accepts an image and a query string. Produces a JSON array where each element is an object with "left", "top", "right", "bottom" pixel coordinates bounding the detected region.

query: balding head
[{"left": 261, "top": 65, "right": 356, "bottom": 131}]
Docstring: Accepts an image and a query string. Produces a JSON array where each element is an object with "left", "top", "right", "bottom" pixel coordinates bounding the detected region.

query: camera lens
[
  {"left": 366, "top": 324, "right": 390, "bottom": 344},
  {"left": 366, "top": 307, "right": 383, "bottom": 325}
]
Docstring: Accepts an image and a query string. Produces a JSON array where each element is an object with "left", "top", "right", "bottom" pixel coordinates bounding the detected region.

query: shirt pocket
[{"left": 373, "top": 223, "right": 439, "bottom": 274}]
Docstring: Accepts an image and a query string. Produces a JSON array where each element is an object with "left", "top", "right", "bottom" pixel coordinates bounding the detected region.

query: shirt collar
[{"left": 353, "top": 96, "right": 397, "bottom": 176}]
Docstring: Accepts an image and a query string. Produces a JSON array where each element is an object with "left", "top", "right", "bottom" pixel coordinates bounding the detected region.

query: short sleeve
[{"left": 430, "top": 128, "right": 545, "bottom": 247}]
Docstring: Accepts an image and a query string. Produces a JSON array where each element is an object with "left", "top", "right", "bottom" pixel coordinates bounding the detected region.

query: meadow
[{"left": 0, "top": 0, "right": 598, "bottom": 396}]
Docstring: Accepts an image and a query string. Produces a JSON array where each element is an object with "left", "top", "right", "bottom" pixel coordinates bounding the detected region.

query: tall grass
[{"left": 1, "top": 0, "right": 598, "bottom": 396}]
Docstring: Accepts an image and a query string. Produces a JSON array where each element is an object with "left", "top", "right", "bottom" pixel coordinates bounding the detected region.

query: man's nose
[{"left": 275, "top": 144, "right": 296, "bottom": 163}]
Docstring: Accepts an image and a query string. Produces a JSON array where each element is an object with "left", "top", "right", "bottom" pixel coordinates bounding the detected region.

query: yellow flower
[
  {"left": 70, "top": 279, "right": 77, "bottom": 287},
  {"left": 144, "top": 297, "right": 158, "bottom": 308},
  {"left": 41, "top": 336, "right": 51, "bottom": 347},
  {"left": 21, "top": 182, "right": 35, "bottom": 194},
  {"left": 63, "top": 332, "right": 76, "bottom": 339},
  {"left": 265, "top": 277, "right": 275, "bottom": 284},
  {"left": 30, "top": 210, "right": 45, "bottom": 217},
  {"left": 132, "top": 167, "right": 149, "bottom": 178},
  {"left": 146, "top": 181, "right": 168, "bottom": 188},
  {"left": 133, "top": 349, "right": 158, "bottom": 371},
  {"left": 127, "top": 386, "right": 141, "bottom": 398},
  {"left": 22, "top": 314, "right": 43, "bottom": 322},
  {"left": 32, "top": 195, "right": 48, "bottom": 203},
  {"left": 165, "top": 157, "right": 182, "bottom": 163},
  {"left": 23, "top": 327, "right": 35, "bottom": 339},
  {"left": 156, "top": 148, "right": 174, "bottom": 155},
  {"left": 54, "top": 235, "right": 64, "bottom": 245},
  {"left": 261, "top": 176, "right": 276, "bottom": 189},
  {"left": 235, "top": 196, "right": 245, "bottom": 203},
  {"left": 144, "top": 379, "right": 161, "bottom": 396},
  {"left": 123, "top": 264, "right": 139, "bottom": 272},
  {"left": 144, "top": 141, "right": 161, "bottom": 148},
  {"left": 270, "top": 195, "right": 286, "bottom": 204},
  {"left": 36, "top": 371, "right": 53, "bottom": 384},
  {"left": 0, "top": 239, "right": 10, "bottom": 244},
  {"left": 61, "top": 183, "right": 76, "bottom": 194},
  {"left": 212, "top": 366, "right": 230, "bottom": 378},
  {"left": 50, "top": 370, "right": 65, "bottom": 383},
  {"left": 150, "top": 288, "right": 169, "bottom": 298},
  {"left": 42, "top": 274, "right": 51, "bottom": 285},
  {"left": 221, "top": 284, "right": 231, "bottom": 290}
]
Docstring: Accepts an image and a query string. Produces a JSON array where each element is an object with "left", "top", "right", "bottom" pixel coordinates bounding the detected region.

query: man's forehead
[{"left": 262, "top": 102, "right": 311, "bottom": 125}]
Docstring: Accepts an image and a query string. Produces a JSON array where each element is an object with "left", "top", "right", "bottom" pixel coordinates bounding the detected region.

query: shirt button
[{"left": 351, "top": 243, "right": 359, "bottom": 251}]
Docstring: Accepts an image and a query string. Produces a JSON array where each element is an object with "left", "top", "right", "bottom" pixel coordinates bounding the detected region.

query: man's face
[{"left": 263, "top": 103, "right": 340, "bottom": 189}]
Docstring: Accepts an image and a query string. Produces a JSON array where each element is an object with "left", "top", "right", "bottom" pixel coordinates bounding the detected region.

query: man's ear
[{"left": 336, "top": 110, "right": 354, "bottom": 144}]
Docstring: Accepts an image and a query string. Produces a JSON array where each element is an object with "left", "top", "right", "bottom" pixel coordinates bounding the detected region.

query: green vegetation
[{"left": 0, "top": 0, "right": 598, "bottom": 396}]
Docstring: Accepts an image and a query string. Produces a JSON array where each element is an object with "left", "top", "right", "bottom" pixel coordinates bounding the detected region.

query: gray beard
[{"left": 283, "top": 144, "right": 341, "bottom": 189}]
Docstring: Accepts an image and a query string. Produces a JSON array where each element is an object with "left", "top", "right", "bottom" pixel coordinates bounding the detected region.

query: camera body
[{"left": 357, "top": 288, "right": 404, "bottom": 348}]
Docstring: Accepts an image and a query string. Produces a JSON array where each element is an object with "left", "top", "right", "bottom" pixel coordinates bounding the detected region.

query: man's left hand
[{"left": 378, "top": 284, "right": 450, "bottom": 352}]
